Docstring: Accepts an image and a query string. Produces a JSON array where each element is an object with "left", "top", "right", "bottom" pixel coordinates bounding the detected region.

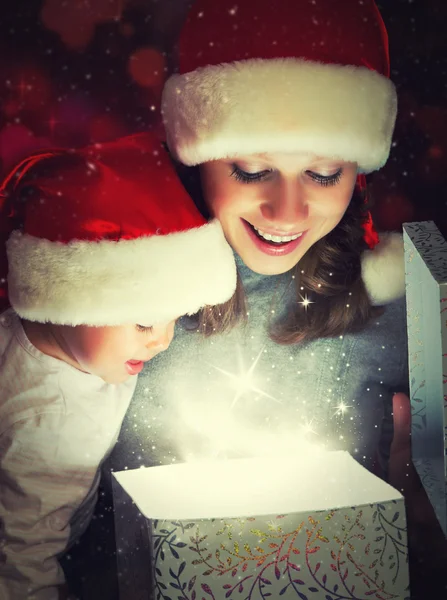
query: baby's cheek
[{"left": 74, "top": 341, "right": 113, "bottom": 372}]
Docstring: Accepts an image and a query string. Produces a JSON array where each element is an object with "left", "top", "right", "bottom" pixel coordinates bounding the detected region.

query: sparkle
[
  {"left": 334, "top": 401, "right": 352, "bottom": 417},
  {"left": 298, "top": 293, "right": 314, "bottom": 310},
  {"left": 210, "top": 345, "right": 280, "bottom": 409},
  {"left": 301, "top": 419, "right": 318, "bottom": 436}
]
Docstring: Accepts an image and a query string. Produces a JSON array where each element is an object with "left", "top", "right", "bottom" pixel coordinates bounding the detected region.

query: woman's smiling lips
[{"left": 242, "top": 219, "right": 307, "bottom": 256}]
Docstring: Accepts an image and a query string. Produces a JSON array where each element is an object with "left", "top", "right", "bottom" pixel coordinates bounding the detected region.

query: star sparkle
[
  {"left": 298, "top": 293, "right": 314, "bottom": 310},
  {"left": 333, "top": 401, "right": 352, "bottom": 417},
  {"left": 209, "top": 345, "right": 281, "bottom": 409},
  {"left": 301, "top": 419, "right": 318, "bottom": 436}
]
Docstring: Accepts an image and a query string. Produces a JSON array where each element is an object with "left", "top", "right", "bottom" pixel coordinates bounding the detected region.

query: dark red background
[{"left": 0, "top": 0, "right": 446, "bottom": 233}]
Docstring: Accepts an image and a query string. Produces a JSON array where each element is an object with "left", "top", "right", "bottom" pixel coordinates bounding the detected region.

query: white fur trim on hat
[
  {"left": 361, "top": 232, "right": 405, "bottom": 305},
  {"left": 6, "top": 221, "right": 237, "bottom": 326},
  {"left": 162, "top": 58, "right": 397, "bottom": 173}
]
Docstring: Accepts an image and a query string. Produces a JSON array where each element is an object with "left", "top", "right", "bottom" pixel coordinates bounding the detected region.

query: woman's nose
[{"left": 260, "top": 179, "right": 309, "bottom": 226}]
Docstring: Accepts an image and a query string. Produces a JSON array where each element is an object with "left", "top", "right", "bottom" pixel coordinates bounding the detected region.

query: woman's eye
[
  {"left": 136, "top": 324, "right": 153, "bottom": 333},
  {"left": 306, "top": 169, "right": 343, "bottom": 187},
  {"left": 230, "top": 164, "right": 271, "bottom": 184}
]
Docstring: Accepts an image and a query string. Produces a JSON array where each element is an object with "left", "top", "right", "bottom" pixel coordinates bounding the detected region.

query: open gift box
[
  {"left": 403, "top": 220, "right": 447, "bottom": 536},
  {"left": 112, "top": 451, "right": 409, "bottom": 599}
]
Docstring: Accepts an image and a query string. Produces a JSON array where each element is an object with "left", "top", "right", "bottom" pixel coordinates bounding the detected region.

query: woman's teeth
[{"left": 253, "top": 226, "right": 303, "bottom": 243}]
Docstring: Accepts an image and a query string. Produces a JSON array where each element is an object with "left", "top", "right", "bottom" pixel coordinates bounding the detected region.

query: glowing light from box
[
  {"left": 301, "top": 418, "right": 318, "bottom": 436},
  {"left": 149, "top": 340, "right": 354, "bottom": 466},
  {"left": 177, "top": 399, "right": 326, "bottom": 464}
]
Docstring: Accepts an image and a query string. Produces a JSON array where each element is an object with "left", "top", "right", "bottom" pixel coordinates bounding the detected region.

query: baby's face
[{"left": 58, "top": 320, "right": 176, "bottom": 384}]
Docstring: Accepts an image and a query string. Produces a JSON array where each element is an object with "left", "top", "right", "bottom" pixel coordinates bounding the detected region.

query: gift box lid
[{"left": 113, "top": 451, "right": 402, "bottom": 521}]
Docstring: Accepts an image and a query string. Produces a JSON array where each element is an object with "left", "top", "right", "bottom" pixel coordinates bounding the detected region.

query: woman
[
  {"left": 69, "top": 2, "right": 444, "bottom": 597},
  {"left": 83, "top": 1, "right": 411, "bottom": 597},
  {"left": 110, "top": 0, "right": 407, "bottom": 474}
]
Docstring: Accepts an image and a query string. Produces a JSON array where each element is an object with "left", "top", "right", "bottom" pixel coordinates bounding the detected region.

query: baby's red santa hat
[
  {"left": 162, "top": 0, "right": 397, "bottom": 174},
  {"left": 0, "top": 133, "right": 237, "bottom": 326}
]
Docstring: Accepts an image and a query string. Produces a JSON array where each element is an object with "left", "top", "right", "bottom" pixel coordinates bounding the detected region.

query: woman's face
[{"left": 200, "top": 153, "right": 358, "bottom": 275}]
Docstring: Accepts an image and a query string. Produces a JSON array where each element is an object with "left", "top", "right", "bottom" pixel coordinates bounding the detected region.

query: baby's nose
[{"left": 149, "top": 321, "right": 175, "bottom": 351}]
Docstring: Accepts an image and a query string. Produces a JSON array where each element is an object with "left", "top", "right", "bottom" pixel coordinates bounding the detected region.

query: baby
[{"left": 0, "top": 133, "right": 236, "bottom": 599}]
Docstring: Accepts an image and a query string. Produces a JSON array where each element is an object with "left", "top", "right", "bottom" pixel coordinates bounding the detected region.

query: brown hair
[{"left": 174, "top": 159, "right": 382, "bottom": 345}]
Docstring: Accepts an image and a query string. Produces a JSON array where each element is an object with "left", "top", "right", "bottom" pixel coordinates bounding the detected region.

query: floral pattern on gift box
[
  {"left": 151, "top": 501, "right": 409, "bottom": 600},
  {"left": 404, "top": 221, "right": 447, "bottom": 279},
  {"left": 413, "top": 459, "right": 446, "bottom": 516}
]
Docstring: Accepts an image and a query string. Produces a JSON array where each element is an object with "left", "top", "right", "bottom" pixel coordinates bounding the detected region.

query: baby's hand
[
  {"left": 389, "top": 392, "right": 432, "bottom": 523},
  {"left": 388, "top": 392, "right": 412, "bottom": 497}
]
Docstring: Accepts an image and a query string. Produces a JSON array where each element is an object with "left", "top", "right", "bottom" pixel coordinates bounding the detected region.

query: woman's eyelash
[
  {"left": 230, "top": 165, "right": 270, "bottom": 184},
  {"left": 307, "top": 169, "right": 343, "bottom": 187},
  {"left": 136, "top": 324, "right": 153, "bottom": 333},
  {"left": 231, "top": 165, "right": 343, "bottom": 187}
]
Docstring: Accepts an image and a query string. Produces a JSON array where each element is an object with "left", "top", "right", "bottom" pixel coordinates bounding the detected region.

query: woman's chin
[{"left": 239, "top": 250, "right": 301, "bottom": 275}]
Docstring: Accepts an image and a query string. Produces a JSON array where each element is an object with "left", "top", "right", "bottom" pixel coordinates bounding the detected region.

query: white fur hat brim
[
  {"left": 361, "top": 232, "right": 405, "bottom": 305},
  {"left": 6, "top": 220, "right": 237, "bottom": 326},
  {"left": 162, "top": 58, "right": 397, "bottom": 173}
]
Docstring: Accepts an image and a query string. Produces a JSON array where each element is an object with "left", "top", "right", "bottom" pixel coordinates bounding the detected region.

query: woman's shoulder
[{"left": 361, "top": 232, "right": 405, "bottom": 306}]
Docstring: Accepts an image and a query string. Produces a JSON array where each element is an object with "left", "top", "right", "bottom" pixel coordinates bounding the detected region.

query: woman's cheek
[{"left": 207, "top": 192, "right": 228, "bottom": 220}]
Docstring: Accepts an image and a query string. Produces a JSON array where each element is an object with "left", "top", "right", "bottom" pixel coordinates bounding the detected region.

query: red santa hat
[
  {"left": 0, "top": 133, "right": 237, "bottom": 326},
  {"left": 162, "top": 0, "right": 397, "bottom": 174}
]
